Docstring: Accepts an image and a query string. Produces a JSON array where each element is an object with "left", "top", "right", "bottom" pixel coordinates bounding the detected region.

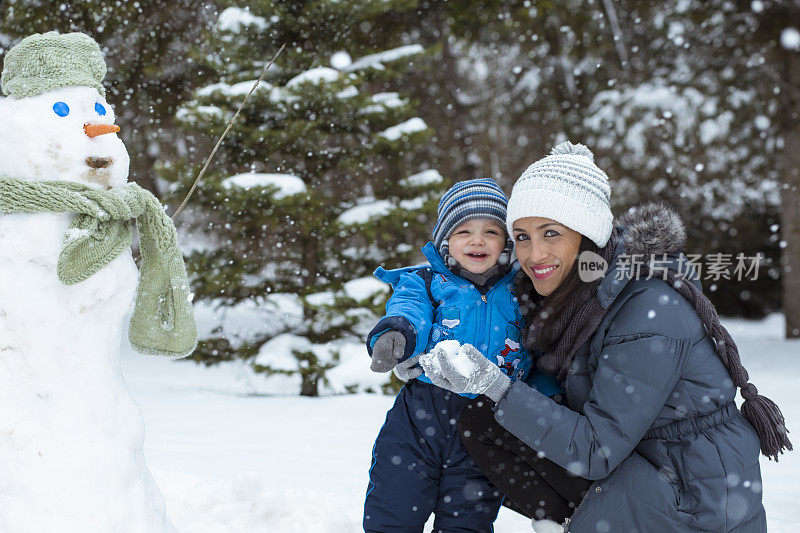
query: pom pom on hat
[{"left": 550, "top": 141, "right": 595, "bottom": 162}]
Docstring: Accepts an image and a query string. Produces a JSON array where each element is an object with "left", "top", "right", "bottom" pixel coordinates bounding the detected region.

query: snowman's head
[
  {"left": 0, "top": 86, "right": 129, "bottom": 188},
  {"left": 0, "top": 31, "right": 129, "bottom": 188}
]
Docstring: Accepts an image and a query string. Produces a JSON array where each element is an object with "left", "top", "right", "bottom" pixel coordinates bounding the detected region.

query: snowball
[
  {"left": 419, "top": 341, "right": 489, "bottom": 381},
  {"left": 420, "top": 340, "right": 462, "bottom": 376}
]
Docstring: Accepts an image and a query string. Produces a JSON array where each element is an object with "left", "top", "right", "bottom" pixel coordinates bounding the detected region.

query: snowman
[{"left": 0, "top": 32, "right": 195, "bottom": 532}]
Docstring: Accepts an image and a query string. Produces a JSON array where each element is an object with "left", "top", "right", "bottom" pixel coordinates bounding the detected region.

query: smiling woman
[{"left": 419, "top": 142, "right": 791, "bottom": 532}]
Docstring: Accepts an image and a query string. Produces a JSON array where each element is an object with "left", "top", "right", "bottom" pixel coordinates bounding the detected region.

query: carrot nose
[{"left": 84, "top": 123, "right": 120, "bottom": 138}]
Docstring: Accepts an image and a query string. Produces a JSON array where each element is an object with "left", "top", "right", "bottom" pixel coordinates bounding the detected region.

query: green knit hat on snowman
[{"left": 1, "top": 31, "right": 106, "bottom": 99}]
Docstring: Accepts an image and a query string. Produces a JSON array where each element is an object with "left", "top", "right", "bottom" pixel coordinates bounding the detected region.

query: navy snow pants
[{"left": 363, "top": 380, "right": 503, "bottom": 533}]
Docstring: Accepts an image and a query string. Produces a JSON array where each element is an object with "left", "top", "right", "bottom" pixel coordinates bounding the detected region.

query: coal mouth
[{"left": 86, "top": 156, "right": 112, "bottom": 169}]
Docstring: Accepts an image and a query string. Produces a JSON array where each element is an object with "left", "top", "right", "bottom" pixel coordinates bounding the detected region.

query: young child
[{"left": 363, "top": 178, "right": 562, "bottom": 532}]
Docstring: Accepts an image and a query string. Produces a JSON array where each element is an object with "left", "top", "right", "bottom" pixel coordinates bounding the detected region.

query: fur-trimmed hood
[
  {"left": 596, "top": 200, "right": 691, "bottom": 308},
  {"left": 616, "top": 200, "right": 686, "bottom": 257}
]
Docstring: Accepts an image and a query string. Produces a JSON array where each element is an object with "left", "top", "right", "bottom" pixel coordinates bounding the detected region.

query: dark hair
[{"left": 517, "top": 236, "right": 599, "bottom": 353}]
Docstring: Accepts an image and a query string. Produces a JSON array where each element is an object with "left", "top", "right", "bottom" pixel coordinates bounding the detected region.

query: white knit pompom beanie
[{"left": 506, "top": 141, "right": 613, "bottom": 247}]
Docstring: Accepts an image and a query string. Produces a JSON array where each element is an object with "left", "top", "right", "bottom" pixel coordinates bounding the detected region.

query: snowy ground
[{"left": 121, "top": 314, "right": 800, "bottom": 533}]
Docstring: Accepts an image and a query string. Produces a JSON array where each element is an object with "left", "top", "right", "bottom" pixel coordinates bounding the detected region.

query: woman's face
[{"left": 512, "top": 217, "right": 583, "bottom": 296}]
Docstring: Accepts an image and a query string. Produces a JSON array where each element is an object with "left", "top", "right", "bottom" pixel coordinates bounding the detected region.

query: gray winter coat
[{"left": 494, "top": 211, "right": 766, "bottom": 532}]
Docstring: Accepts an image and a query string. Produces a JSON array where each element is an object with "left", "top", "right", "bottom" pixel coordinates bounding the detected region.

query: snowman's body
[{"left": 0, "top": 87, "right": 174, "bottom": 531}]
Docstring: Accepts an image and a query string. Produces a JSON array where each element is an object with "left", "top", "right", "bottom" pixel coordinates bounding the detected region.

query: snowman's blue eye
[
  {"left": 95, "top": 103, "right": 106, "bottom": 116},
  {"left": 52, "top": 102, "right": 70, "bottom": 117}
]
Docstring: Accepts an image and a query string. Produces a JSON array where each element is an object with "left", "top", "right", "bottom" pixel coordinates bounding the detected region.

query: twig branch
[
  {"left": 601, "top": 0, "right": 630, "bottom": 71},
  {"left": 171, "top": 43, "right": 287, "bottom": 220}
]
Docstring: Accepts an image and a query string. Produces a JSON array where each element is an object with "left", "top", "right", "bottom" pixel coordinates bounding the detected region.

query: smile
[
  {"left": 466, "top": 252, "right": 488, "bottom": 260},
  {"left": 532, "top": 265, "right": 558, "bottom": 280}
]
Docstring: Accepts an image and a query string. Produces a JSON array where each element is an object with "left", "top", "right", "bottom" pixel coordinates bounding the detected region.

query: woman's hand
[{"left": 419, "top": 341, "right": 511, "bottom": 402}]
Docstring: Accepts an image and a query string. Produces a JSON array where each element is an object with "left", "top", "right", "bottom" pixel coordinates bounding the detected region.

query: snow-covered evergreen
[{"left": 161, "top": 2, "right": 444, "bottom": 395}]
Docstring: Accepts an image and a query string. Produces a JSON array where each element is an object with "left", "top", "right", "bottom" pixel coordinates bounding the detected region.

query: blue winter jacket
[
  {"left": 493, "top": 218, "right": 766, "bottom": 532},
  {"left": 367, "top": 241, "right": 563, "bottom": 398}
]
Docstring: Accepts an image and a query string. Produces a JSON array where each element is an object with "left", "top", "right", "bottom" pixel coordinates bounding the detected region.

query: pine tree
[{"left": 161, "top": 1, "right": 444, "bottom": 395}]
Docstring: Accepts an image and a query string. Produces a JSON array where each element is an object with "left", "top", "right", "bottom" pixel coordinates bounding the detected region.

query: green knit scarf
[{"left": 0, "top": 177, "right": 197, "bottom": 358}]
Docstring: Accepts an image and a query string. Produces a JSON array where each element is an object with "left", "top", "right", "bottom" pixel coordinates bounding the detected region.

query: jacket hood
[
  {"left": 617, "top": 200, "right": 687, "bottom": 258},
  {"left": 598, "top": 201, "right": 696, "bottom": 308},
  {"left": 421, "top": 241, "right": 450, "bottom": 274}
]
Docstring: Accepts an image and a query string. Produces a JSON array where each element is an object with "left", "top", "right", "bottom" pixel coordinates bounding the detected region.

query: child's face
[{"left": 447, "top": 219, "right": 507, "bottom": 274}]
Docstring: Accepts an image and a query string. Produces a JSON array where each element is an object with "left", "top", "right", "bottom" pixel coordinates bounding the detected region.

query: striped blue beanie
[{"left": 432, "top": 178, "right": 509, "bottom": 249}]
